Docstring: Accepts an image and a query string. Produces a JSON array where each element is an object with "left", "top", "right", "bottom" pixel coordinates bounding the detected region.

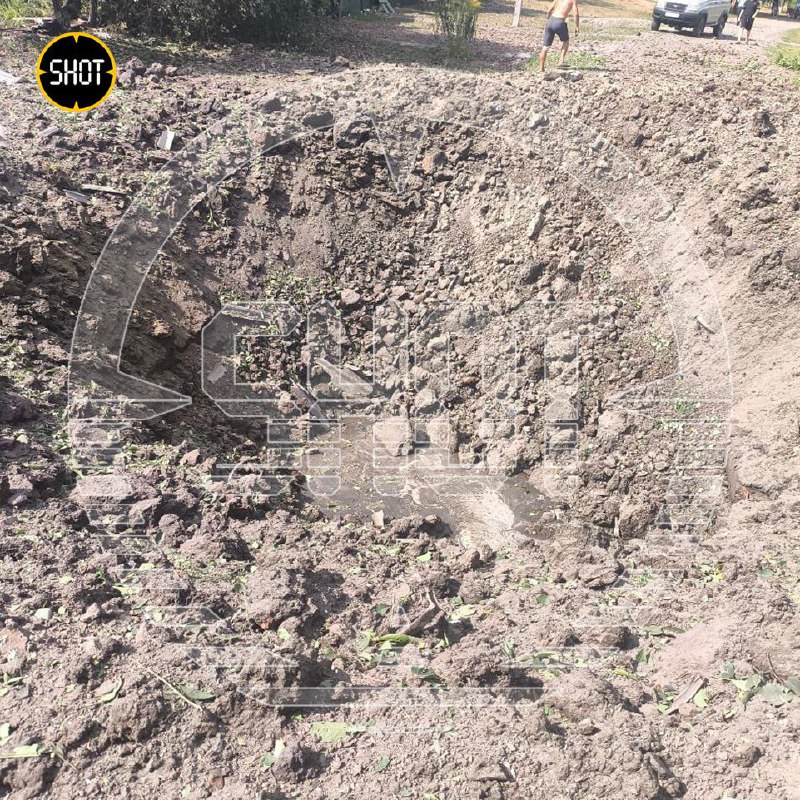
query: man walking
[
  {"left": 737, "top": 0, "right": 758, "bottom": 43},
  {"left": 539, "top": 0, "right": 580, "bottom": 72}
]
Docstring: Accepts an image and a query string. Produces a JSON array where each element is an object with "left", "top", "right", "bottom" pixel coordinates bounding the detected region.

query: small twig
[
  {"left": 664, "top": 675, "right": 705, "bottom": 715},
  {"left": 767, "top": 652, "right": 783, "bottom": 682},
  {"left": 399, "top": 589, "right": 443, "bottom": 637},
  {"left": 142, "top": 664, "right": 207, "bottom": 714},
  {"left": 694, "top": 314, "right": 716, "bottom": 335},
  {"left": 142, "top": 664, "right": 228, "bottom": 725}
]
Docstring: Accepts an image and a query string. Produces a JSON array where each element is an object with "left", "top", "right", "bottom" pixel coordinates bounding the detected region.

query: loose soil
[{"left": 1, "top": 7, "right": 800, "bottom": 800}]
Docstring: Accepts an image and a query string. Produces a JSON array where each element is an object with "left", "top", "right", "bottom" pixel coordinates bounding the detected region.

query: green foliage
[
  {"left": 98, "top": 0, "right": 329, "bottom": 45},
  {"left": 771, "top": 45, "right": 800, "bottom": 72},
  {"left": 434, "top": 0, "right": 480, "bottom": 55},
  {"left": 0, "top": 0, "right": 50, "bottom": 22},
  {"left": 770, "top": 27, "right": 800, "bottom": 73}
]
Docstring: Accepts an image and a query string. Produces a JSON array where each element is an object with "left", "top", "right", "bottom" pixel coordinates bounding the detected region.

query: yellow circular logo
[{"left": 36, "top": 32, "right": 116, "bottom": 113}]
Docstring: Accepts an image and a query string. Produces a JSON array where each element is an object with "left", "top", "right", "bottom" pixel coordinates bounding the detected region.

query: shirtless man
[{"left": 539, "top": 0, "right": 580, "bottom": 72}]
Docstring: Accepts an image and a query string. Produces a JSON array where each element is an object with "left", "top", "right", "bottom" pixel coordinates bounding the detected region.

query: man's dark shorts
[{"left": 542, "top": 16, "right": 569, "bottom": 47}]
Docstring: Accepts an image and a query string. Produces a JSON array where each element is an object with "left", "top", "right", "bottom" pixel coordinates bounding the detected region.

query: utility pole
[{"left": 512, "top": 0, "right": 523, "bottom": 27}]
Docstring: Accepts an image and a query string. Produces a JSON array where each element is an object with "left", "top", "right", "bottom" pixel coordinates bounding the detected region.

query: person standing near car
[
  {"left": 738, "top": 0, "right": 759, "bottom": 42},
  {"left": 538, "top": 0, "right": 580, "bottom": 73}
]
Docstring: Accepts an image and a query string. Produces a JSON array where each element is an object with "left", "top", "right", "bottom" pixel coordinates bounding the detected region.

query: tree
[{"left": 51, "top": 0, "right": 98, "bottom": 27}]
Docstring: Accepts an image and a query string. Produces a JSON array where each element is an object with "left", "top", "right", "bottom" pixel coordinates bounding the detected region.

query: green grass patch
[
  {"left": 0, "top": 0, "right": 49, "bottom": 22},
  {"left": 783, "top": 28, "right": 800, "bottom": 46},
  {"left": 769, "top": 28, "right": 800, "bottom": 72}
]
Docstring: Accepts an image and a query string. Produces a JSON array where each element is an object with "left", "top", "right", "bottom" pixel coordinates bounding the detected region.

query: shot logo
[{"left": 36, "top": 32, "right": 116, "bottom": 112}]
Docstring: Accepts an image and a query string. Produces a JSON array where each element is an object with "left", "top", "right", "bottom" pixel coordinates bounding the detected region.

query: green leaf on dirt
[
  {"left": 644, "top": 625, "right": 682, "bottom": 638},
  {"left": 719, "top": 661, "right": 736, "bottom": 681},
  {"left": 536, "top": 592, "right": 550, "bottom": 607},
  {"left": 175, "top": 684, "right": 216, "bottom": 702},
  {"left": 448, "top": 604, "right": 475, "bottom": 622},
  {"left": 309, "top": 721, "right": 366, "bottom": 744},
  {"left": 0, "top": 674, "right": 22, "bottom": 698},
  {"left": 612, "top": 667, "right": 638, "bottom": 680},
  {"left": 373, "top": 633, "right": 423, "bottom": 648},
  {"left": 260, "top": 739, "right": 285, "bottom": 770},
  {"left": 663, "top": 677, "right": 705, "bottom": 715},
  {"left": 731, "top": 675, "right": 762, "bottom": 692},
  {"left": 501, "top": 639, "right": 516, "bottom": 659},
  {"left": 374, "top": 754, "right": 391, "bottom": 773},
  {"left": 356, "top": 630, "right": 374, "bottom": 652},
  {"left": 97, "top": 677, "right": 124, "bottom": 703},
  {"left": 277, "top": 626, "right": 291, "bottom": 642},
  {"left": 730, "top": 674, "right": 763, "bottom": 705},
  {"left": 657, "top": 694, "right": 676, "bottom": 714},
  {"left": 411, "top": 665, "right": 442, "bottom": 685},
  {"left": 372, "top": 603, "right": 390, "bottom": 617},
  {"left": 416, "top": 552, "right": 432, "bottom": 563},
  {"left": 784, "top": 676, "right": 800, "bottom": 697},
  {"left": 759, "top": 682, "right": 792, "bottom": 707},
  {"left": 0, "top": 744, "right": 45, "bottom": 760},
  {"left": 693, "top": 688, "right": 709, "bottom": 709},
  {"left": 757, "top": 568, "right": 775, "bottom": 579}
]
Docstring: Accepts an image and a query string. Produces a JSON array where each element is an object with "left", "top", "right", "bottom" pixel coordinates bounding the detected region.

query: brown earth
[{"left": 1, "top": 7, "right": 800, "bottom": 800}]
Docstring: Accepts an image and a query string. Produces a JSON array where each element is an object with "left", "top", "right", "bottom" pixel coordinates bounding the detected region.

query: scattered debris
[
  {"left": 663, "top": 676, "right": 706, "bottom": 715},
  {"left": 157, "top": 130, "right": 176, "bottom": 150},
  {"left": 81, "top": 184, "right": 128, "bottom": 197},
  {"left": 694, "top": 314, "right": 716, "bottom": 334},
  {"left": 63, "top": 190, "right": 90, "bottom": 204},
  {"left": 0, "top": 71, "right": 22, "bottom": 86}
]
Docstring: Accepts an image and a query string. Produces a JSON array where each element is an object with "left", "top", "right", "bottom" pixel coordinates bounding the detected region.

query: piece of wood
[
  {"left": 512, "top": 0, "right": 523, "bottom": 27},
  {"left": 694, "top": 314, "right": 716, "bottom": 335},
  {"left": 664, "top": 676, "right": 706, "bottom": 715},
  {"left": 64, "top": 190, "right": 90, "bottom": 204},
  {"left": 81, "top": 184, "right": 128, "bottom": 196}
]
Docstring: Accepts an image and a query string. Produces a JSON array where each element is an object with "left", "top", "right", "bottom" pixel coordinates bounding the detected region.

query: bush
[
  {"left": 435, "top": 0, "right": 480, "bottom": 55},
  {"left": 1, "top": 0, "right": 50, "bottom": 22},
  {"left": 98, "top": 0, "right": 330, "bottom": 45}
]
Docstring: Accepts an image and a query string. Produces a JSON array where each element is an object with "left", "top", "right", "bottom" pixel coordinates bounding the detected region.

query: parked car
[{"left": 651, "top": 0, "right": 730, "bottom": 36}]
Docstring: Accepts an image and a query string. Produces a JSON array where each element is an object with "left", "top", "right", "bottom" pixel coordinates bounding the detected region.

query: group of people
[
  {"left": 732, "top": 0, "right": 797, "bottom": 43},
  {"left": 734, "top": 0, "right": 799, "bottom": 19},
  {"left": 783, "top": 0, "right": 800, "bottom": 18},
  {"left": 770, "top": 0, "right": 800, "bottom": 18},
  {"left": 537, "top": 0, "right": 797, "bottom": 71}
]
